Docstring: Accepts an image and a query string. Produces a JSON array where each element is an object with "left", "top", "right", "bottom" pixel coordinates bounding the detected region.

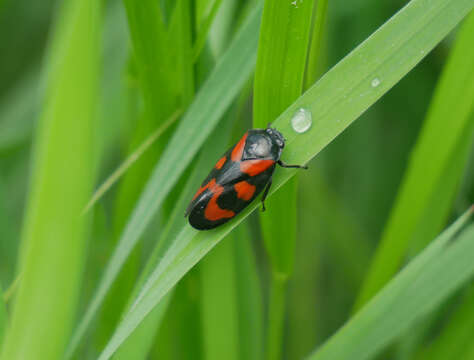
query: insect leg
[
  {"left": 260, "top": 178, "right": 273, "bottom": 212},
  {"left": 277, "top": 160, "right": 308, "bottom": 169}
]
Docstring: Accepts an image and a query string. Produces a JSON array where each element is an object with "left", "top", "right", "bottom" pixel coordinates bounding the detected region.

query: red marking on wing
[
  {"left": 231, "top": 132, "right": 248, "bottom": 162},
  {"left": 215, "top": 156, "right": 226, "bottom": 169},
  {"left": 234, "top": 181, "right": 256, "bottom": 201},
  {"left": 205, "top": 184, "right": 235, "bottom": 221},
  {"left": 240, "top": 159, "right": 274, "bottom": 176},
  {"left": 192, "top": 178, "right": 216, "bottom": 200}
]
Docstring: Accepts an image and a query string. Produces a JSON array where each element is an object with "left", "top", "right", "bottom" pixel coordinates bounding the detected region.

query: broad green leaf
[
  {"left": 97, "top": 0, "right": 473, "bottom": 357},
  {"left": 307, "top": 208, "right": 474, "bottom": 360},
  {"left": 355, "top": 10, "right": 474, "bottom": 310},
  {"left": 0, "top": 0, "right": 100, "bottom": 358},
  {"left": 68, "top": 5, "right": 263, "bottom": 356}
]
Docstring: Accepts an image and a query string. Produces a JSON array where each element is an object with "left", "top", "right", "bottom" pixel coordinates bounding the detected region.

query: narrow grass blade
[
  {"left": 0, "top": 70, "right": 38, "bottom": 152},
  {"left": 122, "top": 0, "right": 176, "bottom": 121},
  {"left": 112, "top": 293, "right": 172, "bottom": 360},
  {"left": 83, "top": 110, "right": 182, "bottom": 214},
  {"left": 251, "top": 2, "right": 317, "bottom": 358},
  {"left": 68, "top": 6, "right": 262, "bottom": 356},
  {"left": 90, "top": 0, "right": 192, "bottom": 352},
  {"left": 0, "top": 284, "right": 6, "bottom": 345},
  {"left": 306, "top": 207, "right": 474, "bottom": 360},
  {"left": 305, "top": 0, "right": 328, "bottom": 88},
  {"left": 233, "top": 224, "right": 264, "bottom": 360},
  {"left": 355, "top": 11, "right": 474, "bottom": 310},
  {"left": 167, "top": 0, "right": 195, "bottom": 106},
  {"left": 113, "top": 107, "right": 236, "bottom": 359},
  {"left": 414, "top": 285, "right": 474, "bottom": 360},
  {"left": 253, "top": 0, "right": 314, "bottom": 275},
  {"left": 193, "top": 0, "right": 223, "bottom": 61},
  {"left": 201, "top": 236, "right": 240, "bottom": 360},
  {"left": 98, "top": 0, "right": 473, "bottom": 356},
  {"left": 0, "top": 0, "right": 100, "bottom": 358}
]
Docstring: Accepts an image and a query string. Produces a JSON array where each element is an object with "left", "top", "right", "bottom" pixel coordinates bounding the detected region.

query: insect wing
[{"left": 187, "top": 161, "right": 275, "bottom": 230}]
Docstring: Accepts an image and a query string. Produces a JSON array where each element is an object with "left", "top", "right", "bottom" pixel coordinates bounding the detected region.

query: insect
[{"left": 185, "top": 125, "right": 307, "bottom": 230}]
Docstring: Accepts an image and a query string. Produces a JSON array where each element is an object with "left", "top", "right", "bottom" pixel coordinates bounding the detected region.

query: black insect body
[{"left": 185, "top": 126, "right": 307, "bottom": 230}]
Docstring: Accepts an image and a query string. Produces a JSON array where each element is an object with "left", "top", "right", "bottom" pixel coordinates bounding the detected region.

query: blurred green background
[{"left": 0, "top": 0, "right": 473, "bottom": 359}]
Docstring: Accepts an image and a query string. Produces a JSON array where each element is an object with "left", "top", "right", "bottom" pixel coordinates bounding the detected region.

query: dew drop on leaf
[{"left": 291, "top": 108, "right": 312, "bottom": 133}]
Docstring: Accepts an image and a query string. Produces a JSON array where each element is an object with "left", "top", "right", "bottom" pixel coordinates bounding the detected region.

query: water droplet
[
  {"left": 371, "top": 78, "right": 380, "bottom": 87},
  {"left": 291, "top": 108, "right": 312, "bottom": 133}
]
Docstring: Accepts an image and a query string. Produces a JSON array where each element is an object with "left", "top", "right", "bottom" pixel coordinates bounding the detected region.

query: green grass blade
[
  {"left": 0, "top": 0, "right": 100, "bottom": 358},
  {"left": 355, "top": 11, "right": 474, "bottom": 310},
  {"left": 83, "top": 110, "right": 182, "bottom": 214},
  {"left": 201, "top": 236, "right": 240, "bottom": 360},
  {"left": 91, "top": 0, "right": 192, "bottom": 352},
  {"left": 0, "top": 70, "right": 38, "bottom": 152},
  {"left": 113, "top": 108, "right": 236, "bottom": 359},
  {"left": 97, "top": 0, "right": 473, "bottom": 356},
  {"left": 253, "top": 0, "right": 314, "bottom": 273},
  {"left": 252, "top": 2, "right": 314, "bottom": 357},
  {"left": 193, "top": 0, "right": 223, "bottom": 61},
  {"left": 232, "top": 224, "right": 264, "bottom": 360},
  {"left": 122, "top": 0, "right": 176, "bottom": 121},
  {"left": 0, "top": 284, "right": 6, "bottom": 345},
  {"left": 305, "top": 0, "right": 328, "bottom": 88},
  {"left": 68, "top": 6, "right": 262, "bottom": 356},
  {"left": 414, "top": 285, "right": 474, "bottom": 360},
  {"left": 112, "top": 293, "right": 172, "bottom": 360},
  {"left": 306, "top": 207, "right": 474, "bottom": 360},
  {"left": 167, "top": 0, "right": 195, "bottom": 106}
]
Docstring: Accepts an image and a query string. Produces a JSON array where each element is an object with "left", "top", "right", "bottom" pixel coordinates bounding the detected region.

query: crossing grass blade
[
  {"left": 355, "top": 11, "right": 474, "bottom": 310},
  {"left": 307, "top": 207, "right": 474, "bottom": 360},
  {"left": 66, "top": 4, "right": 262, "bottom": 356},
  {"left": 113, "top": 106, "right": 236, "bottom": 358},
  {"left": 83, "top": 110, "right": 182, "bottom": 214},
  {"left": 94, "top": 1, "right": 474, "bottom": 357},
  {"left": 0, "top": 0, "right": 100, "bottom": 358}
]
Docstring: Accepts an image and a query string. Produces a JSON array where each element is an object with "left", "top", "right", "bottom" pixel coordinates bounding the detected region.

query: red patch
[
  {"left": 215, "top": 156, "right": 226, "bottom": 169},
  {"left": 234, "top": 181, "right": 256, "bottom": 201},
  {"left": 193, "top": 178, "right": 216, "bottom": 200},
  {"left": 231, "top": 133, "right": 248, "bottom": 162},
  {"left": 205, "top": 184, "right": 235, "bottom": 221},
  {"left": 240, "top": 159, "right": 274, "bottom": 176}
]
